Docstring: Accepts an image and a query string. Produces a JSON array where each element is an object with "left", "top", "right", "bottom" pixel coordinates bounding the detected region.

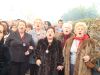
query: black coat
[
  {"left": 36, "top": 37, "right": 63, "bottom": 75},
  {"left": 0, "top": 38, "right": 11, "bottom": 75},
  {"left": 5, "top": 31, "right": 35, "bottom": 62}
]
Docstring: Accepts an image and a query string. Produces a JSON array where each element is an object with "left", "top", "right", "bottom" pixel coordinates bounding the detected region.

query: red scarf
[{"left": 73, "top": 34, "right": 89, "bottom": 46}]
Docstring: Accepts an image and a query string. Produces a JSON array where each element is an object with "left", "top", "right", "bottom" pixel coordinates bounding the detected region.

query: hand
[
  {"left": 83, "top": 55, "right": 90, "bottom": 62},
  {"left": 57, "top": 65, "right": 63, "bottom": 71},
  {"left": 36, "top": 59, "right": 41, "bottom": 66},
  {"left": 29, "top": 46, "right": 34, "bottom": 50},
  {"left": 25, "top": 51, "right": 29, "bottom": 55},
  {"left": 97, "top": 67, "right": 100, "bottom": 72}
]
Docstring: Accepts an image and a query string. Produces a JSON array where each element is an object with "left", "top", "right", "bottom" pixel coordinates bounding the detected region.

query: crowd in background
[{"left": 0, "top": 18, "right": 100, "bottom": 75}]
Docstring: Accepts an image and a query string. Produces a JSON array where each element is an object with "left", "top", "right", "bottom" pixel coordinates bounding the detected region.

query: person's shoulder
[
  {"left": 85, "top": 38, "right": 95, "bottom": 43},
  {"left": 41, "top": 30, "right": 46, "bottom": 33},
  {"left": 37, "top": 38, "right": 45, "bottom": 44},
  {"left": 7, "top": 31, "right": 16, "bottom": 38},
  {"left": 81, "top": 38, "right": 95, "bottom": 48},
  {"left": 54, "top": 38, "right": 60, "bottom": 42},
  {"left": 67, "top": 34, "right": 74, "bottom": 41},
  {"left": 25, "top": 32, "right": 32, "bottom": 38},
  {"left": 39, "top": 37, "right": 46, "bottom": 41},
  {"left": 53, "top": 38, "right": 61, "bottom": 44},
  {"left": 28, "top": 29, "right": 35, "bottom": 34}
]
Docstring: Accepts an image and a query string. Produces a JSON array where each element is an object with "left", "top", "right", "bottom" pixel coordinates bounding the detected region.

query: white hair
[{"left": 62, "top": 22, "right": 73, "bottom": 30}]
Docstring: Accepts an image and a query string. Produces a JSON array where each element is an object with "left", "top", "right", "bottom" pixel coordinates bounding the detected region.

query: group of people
[{"left": 0, "top": 18, "right": 100, "bottom": 75}]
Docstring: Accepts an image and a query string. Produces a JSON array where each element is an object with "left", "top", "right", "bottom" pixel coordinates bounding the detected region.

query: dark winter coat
[
  {"left": 36, "top": 37, "right": 63, "bottom": 75},
  {"left": 0, "top": 38, "right": 11, "bottom": 75},
  {"left": 5, "top": 31, "right": 34, "bottom": 62}
]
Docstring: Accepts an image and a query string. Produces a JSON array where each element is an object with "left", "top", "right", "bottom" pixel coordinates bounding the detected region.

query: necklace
[
  {"left": 45, "top": 43, "right": 51, "bottom": 54},
  {"left": 46, "top": 49, "right": 49, "bottom": 54}
]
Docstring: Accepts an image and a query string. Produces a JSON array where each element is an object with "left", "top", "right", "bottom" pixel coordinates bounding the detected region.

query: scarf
[
  {"left": 62, "top": 34, "right": 71, "bottom": 47},
  {"left": 64, "top": 34, "right": 71, "bottom": 41},
  {"left": 73, "top": 34, "right": 89, "bottom": 46}
]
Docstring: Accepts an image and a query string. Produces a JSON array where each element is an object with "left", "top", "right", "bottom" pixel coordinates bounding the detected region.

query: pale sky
[{"left": 0, "top": 0, "right": 100, "bottom": 22}]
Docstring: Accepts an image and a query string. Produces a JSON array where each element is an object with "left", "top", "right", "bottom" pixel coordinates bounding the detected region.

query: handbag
[{"left": 85, "top": 61, "right": 95, "bottom": 69}]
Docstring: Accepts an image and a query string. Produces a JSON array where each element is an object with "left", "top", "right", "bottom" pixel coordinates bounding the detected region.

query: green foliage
[{"left": 61, "top": 5, "right": 99, "bottom": 22}]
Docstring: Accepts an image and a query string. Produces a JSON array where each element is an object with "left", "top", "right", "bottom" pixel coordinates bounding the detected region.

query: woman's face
[
  {"left": 74, "top": 26, "right": 86, "bottom": 37},
  {"left": 0, "top": 25, "right": 4, "bottom": 40},
  {"left": 62, "top": 25, "right": 72, "bottom": 35},
  {"left": 26, "top": 27, "right": 32, "bottom": 32},
  {"left": 44, "top": 22, "right": 48, "bottom": 29},
  {"left": 34, "top": 19, "right": 42, "bottom": 30},
  {"left": 17, "top": 22, "right": 26, "bottom": 33},
  {"left": 46, "top": 28, "right": 55, "bottom": 39},
  {"left": 11, "top": 25, "right": 17, "bottom": 32}
]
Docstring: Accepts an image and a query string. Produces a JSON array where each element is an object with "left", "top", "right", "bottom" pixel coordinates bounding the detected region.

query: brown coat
[{"left": 63, "top": 35, "right": 98, "bottom": 75}]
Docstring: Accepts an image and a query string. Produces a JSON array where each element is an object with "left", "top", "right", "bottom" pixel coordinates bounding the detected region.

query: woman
[
  {"left": 36, "top": 27, "right": 63, "bottom": 75},
  {"left": 63, "top": 22, "right": 97, "bottom": 75},
  {"left": 44, "top": 21, "right": 51, "bottom": 30},
  {"left": 55, "top": 22, "right": 73, "bottom": 75},
  {"left": 61, "top": 22, "right": 73, "bottom": 75},
  {"left": 0, "top": 22, "right": 10, "bottom": 75},
  {"left": 26, "top": 23, "right": 33, "bottom": 33},
  {"left": 57, "top": 22, "right": 73, "bottom": 47},
  {"left": 1, "top": 21, "right": 10, "bottom": 44},
  {"left": 5, "top": 20, "right": 35, "bottom": 75},
  {"left": 29, "top": 18, "right": 46, "bottom": 75},
  {"left": 10, "top": 24, "right": 17, "bottom": 32}
]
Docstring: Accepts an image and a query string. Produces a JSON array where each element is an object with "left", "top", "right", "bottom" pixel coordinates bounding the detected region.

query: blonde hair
[{"left": 74, "top": 22, "right": 88, "bottom": 33}]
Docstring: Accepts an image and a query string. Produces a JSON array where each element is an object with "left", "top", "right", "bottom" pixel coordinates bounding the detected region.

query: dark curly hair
[{"left": 46, "top": 26, "right": 55, "bottom": 33}]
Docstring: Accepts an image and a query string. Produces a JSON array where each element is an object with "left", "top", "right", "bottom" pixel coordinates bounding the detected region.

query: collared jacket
[
  {"left": 63, "top": 35, "right": 100, "bottom": 75},
  {"left": 0, "top": 38, "right": 10, "bottom": 75},
  {"left": 5, "top": 31, "right": 35, "bottom": 62}
]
